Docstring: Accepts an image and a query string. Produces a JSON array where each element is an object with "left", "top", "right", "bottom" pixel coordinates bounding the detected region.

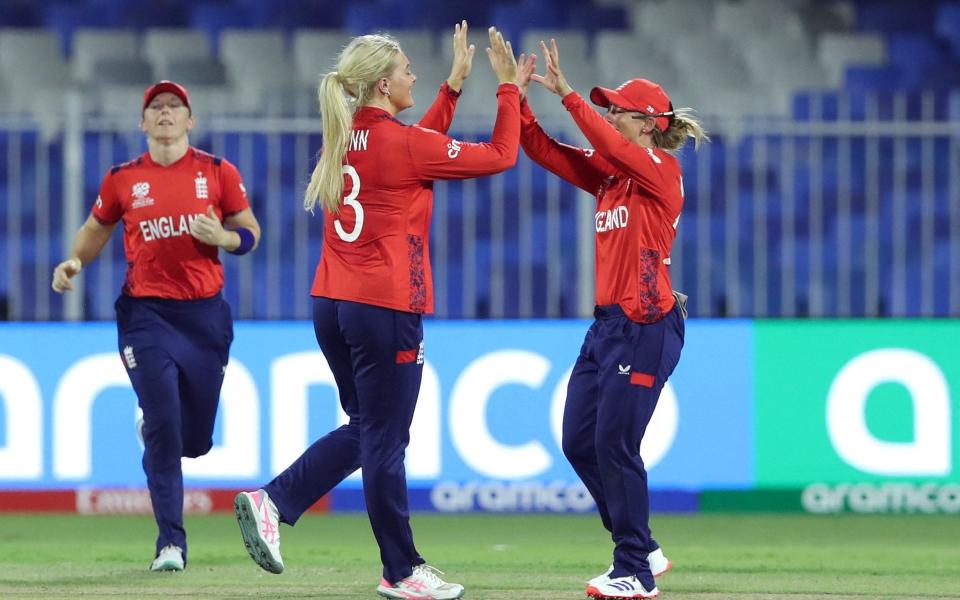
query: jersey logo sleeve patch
[{"left": 446, "top": 139, "right": 462, "bottom": 159}]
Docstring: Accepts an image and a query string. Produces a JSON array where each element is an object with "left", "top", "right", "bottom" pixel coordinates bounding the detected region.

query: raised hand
[
  {"left": 530, "top": 38, "right": 573, "bottom": 97},
  {"left": 485, "top": 26, "right": 518, "bottom": 85},
  {"left": 516, "top": 53, "right": 537, "bottom": 98},
  {"left": 447, "top": 20, "right": 475, "bottom": 92},
  {"left": 189, "top": 206, "right": 229, "bottom": 247}
]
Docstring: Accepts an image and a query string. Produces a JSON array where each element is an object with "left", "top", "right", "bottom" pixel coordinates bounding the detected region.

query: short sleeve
[
  {"left": 91, "top": 171, "right": 123, "bottom": 225},
  {"left": 218, "top": 159, "right": 250, "bottom": 216}
]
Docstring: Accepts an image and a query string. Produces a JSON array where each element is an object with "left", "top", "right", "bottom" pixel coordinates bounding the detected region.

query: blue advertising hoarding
[{"left": 0, "top": 320, "right": 754, "bottom": 507}]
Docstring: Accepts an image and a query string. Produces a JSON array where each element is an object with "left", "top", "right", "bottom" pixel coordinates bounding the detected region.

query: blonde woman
[
  {"left": 235, "top": 23, "right": 534, "bottom": 600},
  {"left": 519, "top": 39, "right": 708, "bottom": 600}
]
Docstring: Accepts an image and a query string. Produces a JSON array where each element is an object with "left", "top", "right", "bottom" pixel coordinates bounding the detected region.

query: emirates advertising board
[{"left": 0, "top": 319, "right": 957, "bottom": 513}]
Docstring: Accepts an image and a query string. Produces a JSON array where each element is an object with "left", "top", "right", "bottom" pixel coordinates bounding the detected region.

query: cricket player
[
  {"left": 517, "top": 38, "right": 708, "bottom": 599},
  {"left": 52, "top": 80, "right": 261, "bottom": 572},
  {"left": 234, "top": 23, "right": 534, "bottom": 600}
]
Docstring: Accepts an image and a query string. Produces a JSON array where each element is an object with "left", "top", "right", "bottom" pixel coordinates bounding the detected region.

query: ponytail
[
  {"left": 304, "top": 34, "right": 402, "bottom": 214},
  {"left": 653, "top": 107, "right": 709, "bottom": 152},
  {"left": 305, "top": 72, "right": 353, "bottom": 213}
]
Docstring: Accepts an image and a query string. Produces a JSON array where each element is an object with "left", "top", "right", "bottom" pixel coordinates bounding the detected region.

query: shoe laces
[{"left": 412, "top": 564, "right": 447, "bottom": 587}]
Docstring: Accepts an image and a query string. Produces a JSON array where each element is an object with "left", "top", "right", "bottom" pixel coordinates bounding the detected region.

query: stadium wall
[{"left": 0, "top": 320, "right": 958, "bottom": 514}]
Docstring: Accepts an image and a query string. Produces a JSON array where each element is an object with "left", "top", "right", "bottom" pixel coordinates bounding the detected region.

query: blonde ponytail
[
  {"left": 653, "top": 107, "right": 710, "bottom": 152},
  {"left": 305, "top": 72, "right": 352, "bottom": 213},
  {"left": 304, "top": 34, "right": 402, "bottom": 214}
]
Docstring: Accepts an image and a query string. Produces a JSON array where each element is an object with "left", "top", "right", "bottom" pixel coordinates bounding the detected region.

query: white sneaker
[
  {"left": 587, "top": 548, "right": 673, "bottom": 586},
  {"left": 587, "top": 575, "right": 659, "bottom": 599},
  {"left": 648, "top": 548, "right": 671, "bottom": 577},
  {"left": 150, "top": 544, "right": 184, "bottom": 572},
  {"left": 377, "top": 564, "right": 465, "bottom": 599},
  {"left": 234, "top": 489, "right": 284, "bottom": 574}
]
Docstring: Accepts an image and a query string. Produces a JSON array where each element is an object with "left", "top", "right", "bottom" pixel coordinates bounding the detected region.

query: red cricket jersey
[
  {"left": 520, "top": 93, "right": 683, "bottom": 323},
  {"left": 92, "top": 147, "right": 250, "bottom": 300},
  {"left": 311, "top": 83, "right": 520, "bottom": 313}
]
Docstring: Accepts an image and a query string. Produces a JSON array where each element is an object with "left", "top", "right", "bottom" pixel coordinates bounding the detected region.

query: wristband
[{"left": 228, "top": 227, "right": 255, "bottom": 255}]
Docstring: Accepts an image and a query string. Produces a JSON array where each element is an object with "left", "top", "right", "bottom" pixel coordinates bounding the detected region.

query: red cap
[
  {"left": 590, "top": 78, "right": 673, "bottom": 132},
  {"left": 142, "top": 80, "right": 191, "bottom": 111}
]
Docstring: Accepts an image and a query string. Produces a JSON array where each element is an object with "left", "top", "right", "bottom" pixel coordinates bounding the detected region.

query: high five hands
[
  {"left": 447, "top": 20, "right": 475, "bottom": 92},
  {"left": 485, "top": 26, "right": 519, "bottom": 85},
  {"left": 530, "top": 38, "right": 573, "bottom": 97}
]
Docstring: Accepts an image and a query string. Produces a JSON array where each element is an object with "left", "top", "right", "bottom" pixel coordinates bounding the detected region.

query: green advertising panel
[{"left": 755, "top": 320, "right": 960, "bottom": 487}]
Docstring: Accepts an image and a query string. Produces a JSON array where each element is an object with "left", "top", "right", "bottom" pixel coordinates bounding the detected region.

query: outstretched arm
[
  {"left": 536, "top": 38, "right": 672, "bottom": 198},
  {"left": 519, "top": 98, "right": 609, "bottom": 194},
  {"left": 418, "top": 20, "right": 474, "bottom": 133},
  {"left": 521, "top": 38, "right": 611, "bottom": 193},
  {"left": 411, "top": 27, "right": 521, "bottom": 180}
]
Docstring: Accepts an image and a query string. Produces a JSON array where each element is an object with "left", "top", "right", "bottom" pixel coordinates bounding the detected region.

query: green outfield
[{"left": 0, "top": 512, "right": 957, "bottom": 599}]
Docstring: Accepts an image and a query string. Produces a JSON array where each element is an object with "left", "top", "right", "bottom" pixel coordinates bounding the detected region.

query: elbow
[{"left": 494, "top": 147, "right": 519, "bottom": 172}]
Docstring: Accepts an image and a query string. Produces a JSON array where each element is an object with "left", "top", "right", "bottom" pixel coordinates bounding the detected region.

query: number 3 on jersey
[{"left": 335, "top": 165, "right": 364, "bottom": 242}]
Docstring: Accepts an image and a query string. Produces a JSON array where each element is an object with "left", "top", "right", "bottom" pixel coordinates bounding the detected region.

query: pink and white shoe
[
  {"left": 376, "top": 564, "right": 464, "bottom": 599},
  {"left": 587, "top": 547, "right": 672, "bottom": 587},
  {"left": 234, "top": 489, "right": 284, "bottom": 574},
  {"left": 587, "top": 575, "right": 659, "bottom": 599}
]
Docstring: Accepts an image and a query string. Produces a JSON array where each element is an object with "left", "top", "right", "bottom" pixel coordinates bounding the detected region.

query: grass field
[{"left": 0, "top": 512, "right": 958, "bottom": 599}]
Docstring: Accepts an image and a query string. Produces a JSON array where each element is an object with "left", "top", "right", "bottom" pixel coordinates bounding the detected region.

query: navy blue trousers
[
  {"left": 562, "top": 303, "right": 684, "bottom": 590},
  {"left": 265, "top": 297, "right": 425, "bottom": 583},
  {"left": 116, "top": 294, "right": 233, "bottom": 562}
]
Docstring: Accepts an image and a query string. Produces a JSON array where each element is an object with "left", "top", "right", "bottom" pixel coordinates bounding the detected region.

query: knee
[
  {"left": 562, "top": 431, "right": 593, "bottom": 465},
  {"left": 181, "top": 439, "right": 213, "bottom": 458},
  {"left": 593, "top": 433, "right": 627, "bottom": 464}
]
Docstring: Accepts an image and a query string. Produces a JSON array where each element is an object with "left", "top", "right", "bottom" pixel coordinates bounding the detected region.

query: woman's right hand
[
  {"left": 486, "top": 26, "right": 518, "bottom": 85},
  {"left": 51, "top": 258, "right": 82, "bottom": 293}
]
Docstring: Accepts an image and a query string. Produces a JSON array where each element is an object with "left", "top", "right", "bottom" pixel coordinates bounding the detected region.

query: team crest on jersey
[
  {"left": 131, "top": 182, "right": 154, "bottom": 209},
  {"left": 195, "top": 172, "right": 209, "bottom": 199}
]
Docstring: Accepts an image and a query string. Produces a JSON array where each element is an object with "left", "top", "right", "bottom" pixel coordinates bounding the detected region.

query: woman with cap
[
  {"left": 518, "top": 39, "right": 708, "bottom": 599},
  {"left": 52, "top": 80, "right": 262, "bottom": 572},
  {"left": 232, "top": 23, "right": 534, "bottom": 600}
]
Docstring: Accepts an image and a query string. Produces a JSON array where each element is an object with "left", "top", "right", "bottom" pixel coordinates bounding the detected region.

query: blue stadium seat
[
  {"left": 118, "top": 0, "right": 190, "bottom": 29},
  {"left": 344, "top": 2, "right": 420, "bottom": 34},
  {"left": 364, "top": 0, "right": 489, "bottom": 30},
  {"left": 489, "top": 2, "right": 564, "bottom": 53},
  {"left": 45, "top": 4, "right": 119, "bottom": 53},
  {"left": 0, "top": 0, "right": 41, "bottom": 27},
  {"left": 844, "top": 65, "right": 908, "bottom": 93},
  {"left": 936, "top": 2, "right": 960, "bottom": 58},
  {"left": 190, "top": 2, "right": 254, "bottom": 50},
  {"left": 563, "top": 4, "right": 629, "bottom": 38},
  {"left": 886, "top": 32, "right": 949, "bottom": 72},
  {"left": 237, "top": 0, "right": 344, "bottom": 30},
  {"left": 856, "top": 1, "right": 936, "bottom": 33}
]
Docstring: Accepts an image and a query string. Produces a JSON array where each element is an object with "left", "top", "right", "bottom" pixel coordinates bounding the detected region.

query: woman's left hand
[
  {"left": 531, "top": 38, "right": 574, "bottom": 97},
  {"left": 447, "top": 20, "right": 476, "bottom": 92},
  {"left": 189, "top": 206, "right": 229, "bottom": 247},
  {"left": 516, "top": 53, "right": 537, "bottom": 98}
]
